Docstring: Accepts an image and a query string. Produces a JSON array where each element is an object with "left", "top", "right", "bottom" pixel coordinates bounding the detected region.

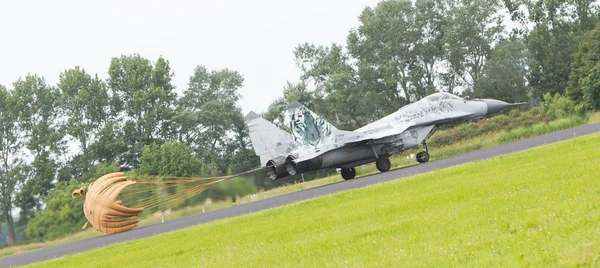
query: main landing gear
[
  {"left": 416, "top": 141, "right": 430, "bottom": 163},
  {"left": 340, "top": 167, "right": 356, "bottom": 180},
  {"left": 376, "top": 157, "right": 391, "bottom": 172}
]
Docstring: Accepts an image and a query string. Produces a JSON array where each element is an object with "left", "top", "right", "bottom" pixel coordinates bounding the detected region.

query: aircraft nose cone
[{"left": 484, "top": 99, "right": 510, "bottom": 115}]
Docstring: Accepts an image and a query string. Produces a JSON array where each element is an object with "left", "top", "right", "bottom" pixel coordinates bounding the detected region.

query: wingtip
[
  {"left": 244, "top": 111, "right": 261, "bottom": 120},
  {"left": 287, "top": 100, "right": 304, "bottom": 109}
]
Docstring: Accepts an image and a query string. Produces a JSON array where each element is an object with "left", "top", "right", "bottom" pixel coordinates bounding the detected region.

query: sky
[{"left": 0, "top": 0, "right": 381, "bottom": 115}]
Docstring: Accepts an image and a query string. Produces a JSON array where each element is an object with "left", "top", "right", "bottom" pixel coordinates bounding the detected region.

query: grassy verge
[
  {"left": 1, "top": 114, "right": 595, "bottom": 257},
  {"left": 27, "top": 133, "right": 600, "bottom": 267},
  {"left": 0, "top": 230, "right": 101, "bottom": 258},
  {"left": 588, "top": 111, "right": 600, "bottom": 123}
]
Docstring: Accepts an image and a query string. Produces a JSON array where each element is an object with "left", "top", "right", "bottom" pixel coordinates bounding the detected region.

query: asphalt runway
[{"left": 3, "top": 123, "right": 600, "bottom": 267}]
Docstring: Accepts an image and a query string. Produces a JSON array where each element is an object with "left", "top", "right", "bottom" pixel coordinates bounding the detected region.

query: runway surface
[{"left": 3, "top": 123, "right": 600, "bottom": 267}]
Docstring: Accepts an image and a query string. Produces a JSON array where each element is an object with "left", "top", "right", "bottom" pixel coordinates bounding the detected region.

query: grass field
[{"left": 27, "top": 132, "right": 600, "bottom": 267}]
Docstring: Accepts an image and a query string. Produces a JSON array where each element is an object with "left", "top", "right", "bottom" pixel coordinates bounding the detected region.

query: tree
[
  {"left": 527, "top": 21, "right": 576, "bottom": 99},
  {"left": 520, "top": 0, "right": 599, "bottom": 100},
  {"left": 218, "top": 116, "right": 258, "bottom": 174},
  {"left": 477, "top": 39, "right": 531, "bottom": 102},
  {"left": 443, "top": 0, "right": 504, "bottom": 95},
  {"left": 347, "top": 0, "right": 418, "bottom": 103},
  {"left": 0, "top": 166, "right": 29, "bottom": 245},
  {"left": 174, "top": 65, "right": 245, "bottom": 171},
  {"left": 87, "top": 122, "right": 126, "bottom": 165},
  {"left": 12, "top": 75, "right": 65, "bottom": 228},
  {"left": 137, "top": 142, "right": 206, "bottom": 177},
  {"left": 108, "top": 55, "right": 176, "bottom": 167},
  {"left": 58, "top": 67, "right": 110, "bottom": 180},
  {"left": 0, "top": 85, "right": 26, "bottom": 245},
  {"left": 567, "top": 23, "right": 600, "bottom": 103},
  {"left": 295, "top": 43, "right": 389, "bottom": 129},
  {"left": 581, "top": 62, "right": 600, "bottom": 110},
  {"left": 412, "top": 0, "right": 446, "bottom": 96}
]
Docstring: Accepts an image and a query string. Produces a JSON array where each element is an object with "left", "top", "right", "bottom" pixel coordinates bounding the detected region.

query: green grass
[
  {"left": 27, "top": 133, "right": 600, "bottom": 267},
  {"left": 588, "top": 111, "right": 600, "bottom": 124},
  {"left": 497, "top": 116, "right": 585, "bottom": 143}
]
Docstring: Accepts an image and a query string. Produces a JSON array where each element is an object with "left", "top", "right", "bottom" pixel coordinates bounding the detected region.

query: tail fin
[
  {"left": 286, "top": 101, "right": 340, "bottom": 152},
  {"left": 245, "top": 111, "right": 296, "bottom": 166}
]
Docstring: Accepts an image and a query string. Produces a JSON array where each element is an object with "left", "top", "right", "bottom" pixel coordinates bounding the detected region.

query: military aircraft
[{"left": 246, "top": 92, "right": 521, "bottom": 180}]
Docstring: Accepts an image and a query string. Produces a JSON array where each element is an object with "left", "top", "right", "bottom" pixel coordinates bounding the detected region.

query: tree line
[
  {"left": 2, "top": 0, "right": 600, "bottom": 245},
  {"left": 263, "top": 0, "right": 600, "bottom": 130}
]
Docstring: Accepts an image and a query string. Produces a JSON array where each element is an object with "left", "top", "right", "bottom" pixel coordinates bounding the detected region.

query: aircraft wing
[{"left": 345, "top": 111, "right": 474, "bottom": 145}]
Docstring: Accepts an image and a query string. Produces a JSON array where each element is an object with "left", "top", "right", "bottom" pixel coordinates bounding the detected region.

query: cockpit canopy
[{"left": 423, "top": 92, "right": 462, "bottom": 102}]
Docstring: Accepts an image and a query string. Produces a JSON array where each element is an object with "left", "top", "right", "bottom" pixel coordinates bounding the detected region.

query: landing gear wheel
[
  {"left": 416, "top": 151, "right": 430, "bottom": 163},
  {"left": 376, "top": 157, "right": 391, "bottom": 172},
  {"left": 340, "top": 167, "right": 356, "bottom": 180}
]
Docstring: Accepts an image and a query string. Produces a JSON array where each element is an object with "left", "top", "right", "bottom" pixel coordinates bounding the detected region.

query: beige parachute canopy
[{"left": 73, "top": 168, "right": 262, "bottom": 235}]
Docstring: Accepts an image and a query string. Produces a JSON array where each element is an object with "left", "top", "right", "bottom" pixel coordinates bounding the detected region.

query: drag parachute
[{"left": 72, "top": 168, "right": 261, "bottom": 234}]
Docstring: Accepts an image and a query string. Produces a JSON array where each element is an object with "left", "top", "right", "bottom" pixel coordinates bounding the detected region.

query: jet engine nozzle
[
  {"left": 285, "top": 155, "right": 322, "bottom": 176},
  {"left": 484, "top": 99, "right": 510, "bottom": 115},
  {"left": 285, "top": 155, "right": 298, "bottom": 175},
  {"left": 266, "top": 156, "right": 289, "bottom": 180}
]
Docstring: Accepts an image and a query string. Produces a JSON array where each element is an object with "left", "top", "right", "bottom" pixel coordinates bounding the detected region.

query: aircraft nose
[{"left": 484, "top": 99, "right": 510, "bottom": 115}]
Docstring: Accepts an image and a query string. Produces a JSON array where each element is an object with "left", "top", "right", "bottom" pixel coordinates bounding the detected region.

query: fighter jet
[{"left": 246, "top": 92, "right": 521, "bottom": 180}]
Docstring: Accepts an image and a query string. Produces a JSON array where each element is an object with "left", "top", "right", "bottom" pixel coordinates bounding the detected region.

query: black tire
[
  {"left": 376, "top": 157, "right": 391, "bottom": 172},
  {"left": 416, "top": 151, "right": 430, "bottom": 163},
  {"left": 341, "top": 167, "right": 356, "bottom": 180}
]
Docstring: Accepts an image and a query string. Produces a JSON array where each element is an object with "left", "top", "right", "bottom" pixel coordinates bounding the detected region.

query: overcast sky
[{"left": 0, "top": 0, "right": 381, "bottom": 115}]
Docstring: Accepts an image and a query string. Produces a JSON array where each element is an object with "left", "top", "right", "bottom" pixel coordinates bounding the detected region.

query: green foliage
[
  {"left": 137, "top": 142, "right": 206, "bottom": 177},
  {"left": 581, "top": 62, "right": 600, "bottom": 110},
  {"left": 294, "top": 43, "right": 391, "bottom": 129},
  {"left": 567, "top": 23, "right": 600, "bottom": 103},
  {"left": 542, "top": 92, "right": 584, "bottom": 119},
  {"left": 347, "top": 0, "right": 419, "bottom": 102},
  {"left": 87, "top": 122, "right": 126, "bottom": 165},
  {"left": 24, "top": 181, "right": 87, "bottom": 242},
  {"left": 525, "top": 1, "right": 586, "bottom": 99},
  {"left": 477, "top": 39, "right": 530, "bottom": 102},
  {"left": 108, "top": 54, "right": 176, "bottom": 167},
  {"left": 59, "top": 67, "right": 109, "bottom": 150},
  {"left": 0, "top": 85, "right": 25, "bottom": 245},
  {"left": 443, "top": 0, "right": 504, "bottom": 94},
  {"left": 173, "top": 65, "right": 245, "bottom": 172},
  {"left": 497, "top": 116, "right": 585, "bottom": 143},
  {"left": 58, "top": 67, "right": 110, "bottom": 180},
  {"left": 0, "top": 166, "right": 28, "bottom": 245},
  {"left": 12, "top": 75, "right": 65, "bottom": 229}
]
